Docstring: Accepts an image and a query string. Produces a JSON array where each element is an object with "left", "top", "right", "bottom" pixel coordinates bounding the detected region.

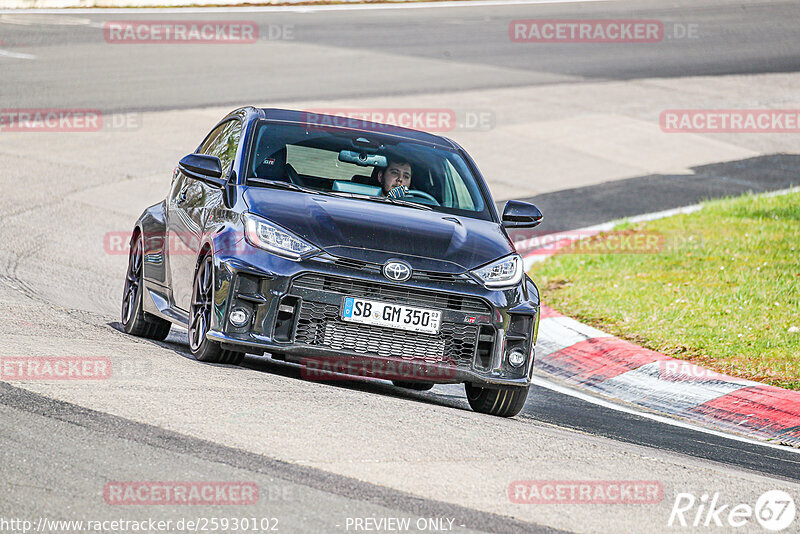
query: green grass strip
[{"left": 529, "top": 190, "right": 800, "bottom": 390}]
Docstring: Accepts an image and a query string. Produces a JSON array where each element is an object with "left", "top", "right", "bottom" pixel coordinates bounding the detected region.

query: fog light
[
  {"left": 508, "top": 349, "right": 526, "bottom": 368},
  {"left": 229, "top": 308, "right": 249, "bottom": 327}
]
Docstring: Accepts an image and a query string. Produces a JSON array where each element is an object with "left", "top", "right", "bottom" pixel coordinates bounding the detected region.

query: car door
[{"left": 167, "top": 119, "right": 242, "bottom": 312}]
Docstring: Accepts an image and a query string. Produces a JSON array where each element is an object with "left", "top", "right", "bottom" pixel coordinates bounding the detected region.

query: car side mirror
[
  {"left": 502, "top": 200, "right": 543, "bottom": 228},
  {"left": 178, "top": 154, "right": 225, "bottom": 188}
]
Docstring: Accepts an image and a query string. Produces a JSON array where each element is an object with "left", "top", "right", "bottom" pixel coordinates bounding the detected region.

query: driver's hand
[{"left": 387, "top": 185, "right": 408, "bottom": 199}]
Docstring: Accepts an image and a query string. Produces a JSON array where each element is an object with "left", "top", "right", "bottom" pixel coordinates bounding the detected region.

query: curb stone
[{"left": 524, "top": 190, "right": 800, "bottom": 447}]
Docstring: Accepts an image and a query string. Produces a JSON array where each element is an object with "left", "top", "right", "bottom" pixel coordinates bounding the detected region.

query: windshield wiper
[
  {"left": 350, "top": 194, "right": 433, "bottom": 211},
  {"left": 383, "top": 196, "right": 433, "bottom": 210},
  {"left": 247, "top": 178, "right": 306, "bottom": 191},
  {"left": 247, "top": 179, "right": 338, "bottom": 198}
]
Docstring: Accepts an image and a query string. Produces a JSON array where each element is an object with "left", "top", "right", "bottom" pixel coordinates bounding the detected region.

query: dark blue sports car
[{"left": 122, "top": 107, "right": 543, "bottom": 417}]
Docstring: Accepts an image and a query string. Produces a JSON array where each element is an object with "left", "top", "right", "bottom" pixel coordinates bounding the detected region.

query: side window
[
  {"left": 442, "top": 158, "right": 483, "bottom": 212},
  {"left": 197, "top": 120, "right": 242, "bottom": 178},
  {"left": 445, "top": 160, "right": 474, "bottom": 210}
]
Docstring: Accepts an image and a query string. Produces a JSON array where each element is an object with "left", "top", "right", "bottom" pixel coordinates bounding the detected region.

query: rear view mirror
[
  {"left": 502, "top": 200, "right": 543, "bottom": 228},
  {"left": 339, "top": 150, "right": 387, "bottom": 168},
  {"left": 179, "top": 154, "right": 225, "bottom": 188}
]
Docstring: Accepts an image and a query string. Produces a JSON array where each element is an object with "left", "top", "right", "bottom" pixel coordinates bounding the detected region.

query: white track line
[
  {"left": 0, "top": 0, "right": 609, "bottom": 15},
  {"left": 531, "top": 375, "right": 800, "bottom": 456},
  {"left": 0, "top": 13, "right": 91, "bottom": 24},
  {"left": 0, "top": 48, "right": 36, "bottom": 59}
]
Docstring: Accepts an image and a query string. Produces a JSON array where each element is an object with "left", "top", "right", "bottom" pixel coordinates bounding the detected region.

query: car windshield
[{"left": 246, "top": 121, "right": 490, "bottom": 220}]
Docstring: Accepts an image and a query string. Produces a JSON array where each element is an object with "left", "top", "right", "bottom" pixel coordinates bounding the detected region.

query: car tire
[
  {"left": 121, "top": 232, "right": 171, "bottom": 341},
  {"left": 465, "top": 384, "right": 529, "bottom": 417},
  {"left": 392, "top": 380, "right": 434, "bottom": 391},
  {"left": 188, "top": 252, "right": 244, "bottom": 366}
]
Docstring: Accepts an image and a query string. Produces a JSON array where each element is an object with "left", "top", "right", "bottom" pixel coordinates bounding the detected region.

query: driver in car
[{"left": 377, "top": 158, "right": 412, "bottom": 198}]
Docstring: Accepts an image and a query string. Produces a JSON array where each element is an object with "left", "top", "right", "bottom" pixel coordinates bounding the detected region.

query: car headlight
[
  {"left": 243, "top": 213, "right": 319, "bottom": 260},
  {"left": 471, "top": 254, "right": 523, "bottom": 288}
]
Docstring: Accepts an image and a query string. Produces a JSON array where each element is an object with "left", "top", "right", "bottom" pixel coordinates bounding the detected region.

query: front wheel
[
  {"left": 188, "top": 253, "right": 244, "bottom": 365},
  {"left": 465, "top": 384, "right": 529, "bottom": 417},
  {"left": 121, "top": 232, "right": 171, "bottom": 340}
]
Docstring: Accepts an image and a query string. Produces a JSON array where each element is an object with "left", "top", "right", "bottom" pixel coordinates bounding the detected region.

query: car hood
[{"left": 243, "top": 188, "right": 513, "bottom": 273}]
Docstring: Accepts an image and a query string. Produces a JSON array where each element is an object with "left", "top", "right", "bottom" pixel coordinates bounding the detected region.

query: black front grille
[
  {"left": 412, "top": 271, "right": 470, "bottom": 283},
  {"left": 333, "top": 257, "right": 377, "bottom": 271},
  {"left": 314, "top": 256, "right": 472, "bottom": 284},
  {"left": 292, "top": 273, "right": 490, "bottom": 314},
  {"left": 294, "top": 301, "right": 479, "bottom": 364}
]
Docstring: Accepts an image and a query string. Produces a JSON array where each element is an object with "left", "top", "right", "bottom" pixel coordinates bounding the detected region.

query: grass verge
[{"left": 528, "top": 190, "right": 800, "bottom": 390}]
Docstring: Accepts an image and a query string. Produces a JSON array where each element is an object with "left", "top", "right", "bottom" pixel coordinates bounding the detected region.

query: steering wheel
[{"left": 405, "top": 189, "right": 440, "bottom": 205}]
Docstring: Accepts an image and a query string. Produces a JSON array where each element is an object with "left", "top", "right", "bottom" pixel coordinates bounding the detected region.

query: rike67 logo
[{"left": 669, "top": 490, "right": 796, "bottom": 531}]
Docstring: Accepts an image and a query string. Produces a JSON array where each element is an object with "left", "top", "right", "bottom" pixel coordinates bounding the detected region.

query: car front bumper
[{"left": 208, "top": 245, "right": 540, "bottom": 388}]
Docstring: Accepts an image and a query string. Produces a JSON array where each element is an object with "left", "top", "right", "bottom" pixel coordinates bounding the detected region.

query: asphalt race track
[
  {"left": 3, "top": 0, "right": 800, "bottom": 112},
  {"left": 1, "top": 0, "right": 799, "bottom": 532}
]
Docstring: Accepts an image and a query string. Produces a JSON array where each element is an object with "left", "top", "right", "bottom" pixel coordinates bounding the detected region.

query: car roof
[{"left": 252, "top": 108, "right": 459, "bottom": 149}]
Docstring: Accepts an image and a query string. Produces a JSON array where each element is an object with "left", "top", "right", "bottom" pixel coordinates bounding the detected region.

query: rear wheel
[
  {"left": 465, "top": 384, "right": 529, "bottom": 417},
  {"left": 121, "top": 232, "right": 171, "bottom": 340},
  {"left": 392, "top": 380, "right": 434, "bottom": 391},
  {"left": 188, "top": 252, "right": 244, "bottom": 365}
]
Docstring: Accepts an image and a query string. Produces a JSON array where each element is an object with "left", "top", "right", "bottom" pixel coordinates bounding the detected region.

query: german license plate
[{"left": 341, "top": 297, "right": 441, "bottom": 335}]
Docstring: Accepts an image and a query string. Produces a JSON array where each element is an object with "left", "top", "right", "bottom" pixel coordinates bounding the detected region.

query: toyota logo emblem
[{"left": 383, "top": 260, "right": 412, "bottom": 282}]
